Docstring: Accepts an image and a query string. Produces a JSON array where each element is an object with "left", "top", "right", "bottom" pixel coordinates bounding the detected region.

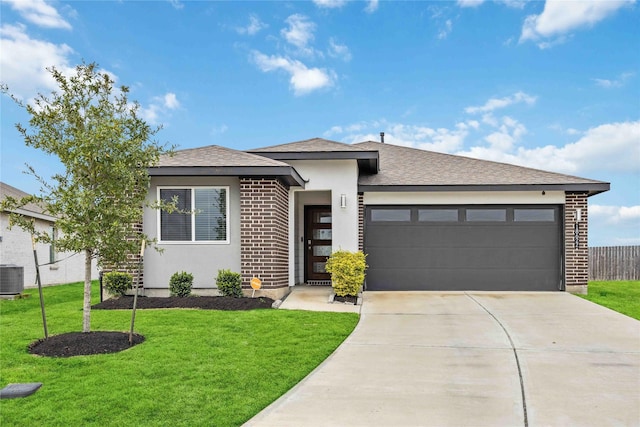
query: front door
[{"left": 305, "top": 206, "right": 332, "bottom": 283}]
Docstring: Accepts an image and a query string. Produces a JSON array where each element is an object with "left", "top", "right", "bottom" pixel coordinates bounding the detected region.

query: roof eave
[
  {"left": 358, "top": 182, "right": 610, "bottom": 196},
  {"left": 250, "top": 151, "right": 380, "bottom": 174},
  {"left": 148, "top": 165, "right": 305, "bottom": 188},
  {"left": 5, "top": 207, "right": 57, "bottom": 222}
]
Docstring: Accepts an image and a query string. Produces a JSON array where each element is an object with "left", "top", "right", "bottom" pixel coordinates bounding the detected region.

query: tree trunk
[{"left": 82, "top": 249, "right": 92, "bottom": 333}]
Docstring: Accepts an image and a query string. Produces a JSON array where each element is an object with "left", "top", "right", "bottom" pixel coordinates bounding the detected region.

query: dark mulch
[
  {"left": 92, "top": 295, "right": 275, "bottom": 310},
  {"left": 28, "top": 296, "right": 274, "bottom": 358},
  {"left": 334, "top": 295, "right": 358, "bottom": 304},
  {"left": 29, "top": 332, "right": 145, "bottom": 358}
]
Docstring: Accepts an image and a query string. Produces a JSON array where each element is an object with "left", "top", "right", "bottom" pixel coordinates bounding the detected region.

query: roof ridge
[{"left": 249, "top": 137, "right": 370, "bottom": 152}]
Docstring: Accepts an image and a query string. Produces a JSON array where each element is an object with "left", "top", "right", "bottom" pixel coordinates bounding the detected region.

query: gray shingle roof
[
  {"left": 0, "top": 181, "right": 51, "bottom": 218},
  {"left": 150, "top": 140, "right": 608, "bottom": 194},
  {"left": 157, "top": 145, "right": 289, "bottom": 167},
  {"left": 354, "top": 141, "right": 608, "bottom": 188},
  {"left": 248, "top": 138, "right": 370, "bottom": 153}
]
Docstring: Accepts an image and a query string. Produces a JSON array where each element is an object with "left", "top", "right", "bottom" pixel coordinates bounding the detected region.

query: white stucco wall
[
  {"left": 143, "top": 176, "right": 241, "bottom": 290},
  {"left": 286, "top": 159, "right": 360, "bottom": 286},
  {"left": 0, "top": 212, "right": 97, "bottom": 289},
  {"left": 292, "top": 190, "right": 331, "bottom": 284},
  {"left": 363, "top": 190, "right": 565, "bottom": 205}
]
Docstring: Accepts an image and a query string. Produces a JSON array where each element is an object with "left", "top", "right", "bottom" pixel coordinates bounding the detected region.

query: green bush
[
  {"left": 216, "top": 269, "right": 243, "bottom": 298},
  {"left": 103, "top": 271, "right": 133, "bottom": 297},
  {"left": 169, "top": 271, "right": 193, "bottom": 297},
  {"left": 325, "top": 250, "right": 367, "bottom": 297}
]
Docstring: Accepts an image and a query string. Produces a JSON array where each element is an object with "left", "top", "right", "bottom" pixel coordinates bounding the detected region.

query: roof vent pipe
[{"left": 380, "top": 132, "right": 385, "bottom": 143}]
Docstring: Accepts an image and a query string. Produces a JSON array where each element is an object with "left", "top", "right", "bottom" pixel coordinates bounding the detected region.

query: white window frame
[{"left": 157, "top": 186, "right": 230, "bottom": 244}]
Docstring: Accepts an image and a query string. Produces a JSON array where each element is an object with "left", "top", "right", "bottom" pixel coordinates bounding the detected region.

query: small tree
[{"left": 1, "top": 62, "right": 173, "bottom": 332}]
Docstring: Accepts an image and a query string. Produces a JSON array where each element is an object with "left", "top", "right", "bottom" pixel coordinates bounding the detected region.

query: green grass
[
  {"left": 579, "top": 281, "right": 640, "bottom": 320},
  {"left": 0, "top": 282, "right": 359, "bottom": 426}
]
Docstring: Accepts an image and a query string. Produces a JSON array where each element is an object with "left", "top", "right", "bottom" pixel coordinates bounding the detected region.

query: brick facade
[
  {"left": 564, "top": 192, "right": 589, "bottom": 293},
  {"left": 240, "top": 178, "right": 289, "bottom": 297},
  {"left": 101, "top": 221, "right": 144, "bottom": 291},
  {"left": 358, "top": 193, "right": 364, "bottom": 252}
]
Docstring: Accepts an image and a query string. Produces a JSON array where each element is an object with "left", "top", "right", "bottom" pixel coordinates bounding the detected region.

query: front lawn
[
  {"left": 579, "top": 281, "right": 640, "bottom": 320},
  {"left": 0, "top": 282, "right": 358, "bottom": 426}
]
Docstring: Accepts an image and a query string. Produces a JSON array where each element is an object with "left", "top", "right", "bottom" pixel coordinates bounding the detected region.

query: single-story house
[
  {"left": 0, "top": 182, "right": 98, "bottom": 290},
  {"left": 138, "top": 138, "right": 609, "bottom": 298}
]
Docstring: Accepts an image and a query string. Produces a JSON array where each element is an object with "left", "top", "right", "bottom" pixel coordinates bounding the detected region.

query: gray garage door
[{"left": 364, "top": 205, "right": 562, "bottom": 291}]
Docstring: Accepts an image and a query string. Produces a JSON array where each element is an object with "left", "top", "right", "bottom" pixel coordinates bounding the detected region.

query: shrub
[
  {"left": 169, "top": 271, "right": 193, "bottom": 297},
  {"left": 103, "top": 271, "right": 133, "bottom": 297},
  {"left": 216, "top": 269, "right": 243, "bottom": 298},
  {"left": 325, "top": 250, "right": 367, "bottom": 297}
]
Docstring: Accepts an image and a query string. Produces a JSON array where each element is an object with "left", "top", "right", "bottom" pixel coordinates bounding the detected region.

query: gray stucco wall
[
  {"left": 143, "top": 176, "right": 241, "bottom": 290},
  {"left": 1, "top": 212, "right": 98, "bottom": 288}
]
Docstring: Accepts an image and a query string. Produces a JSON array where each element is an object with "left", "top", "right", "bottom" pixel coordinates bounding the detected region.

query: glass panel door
[{"left": 305, "top": 206, "right": 332, "bottom": 282}]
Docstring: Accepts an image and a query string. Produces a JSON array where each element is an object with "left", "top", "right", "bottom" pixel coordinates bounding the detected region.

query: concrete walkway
[
  {"left": 246, "top": 291, "right": 640, "bottom": 427},
  {"left": 278, "top": 285, "right": 360, "bottom": 313}
]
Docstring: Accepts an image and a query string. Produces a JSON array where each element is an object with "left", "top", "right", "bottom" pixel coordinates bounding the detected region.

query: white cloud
[
  {"left": 364, "top": 0, "right": 379, "bottom": 13},
  {"left": 281, "top": 14, "right": 316, "bottom": 53},
  {"left": 236, "top": 14, "right": 267, "bottom": 36},
  {"left": 4, "top": 0, "right": 72, "bottom": 30},
  {"left": 590, "top": 205, "right": 640, "bottom": 224},
  {"left": 251, "top": 51, "right": 335, "bottom": 96},
  {"left": 438, "top": 19, "right": 453, "bottom": 40},
  {"left": 465, "top": 91, "right": 537, "bottom": 114},
  {"left": 483, "top": 116, "right": 527, "bottom": 151},
  {"left": 458, "top": 120, "right": 640, "bottom": 174},
  {"left": 210, "top": 124, "right": 228, "bottom": 136},
  {"left": 328, "top": 38, "right": 351, "bottom": 61},
  {"left": 593, "top": 72, "right": 635, "bottom": 88},
  {"left": 520, "top": 0, "right": 634, "bottom": 47},
  {"left": 326, "top": 119, "right": 472, "bottom": 153},
  {"left": 0, "top": 23, "right": 75, "bottom": 99},
  {"left": 313, "top": 0, "right": 347, "bottom": 9},
  {"left": 457, "top": 0, "right": 485, "bottom": 7},
  {"left": 168, "top": 0, "right": 184, "bottom": 10},
  {"left": 139, "top": 92, "right": 181, "bottom": 124},
  {"left": 163, "top": 93, "right": 180, "bottom": 109},
  {"left": 498, "top": 0, "right": 526, "bottom": 9},
  {"left": 326, "top": 115, "right": 639, "bottom": 175}
]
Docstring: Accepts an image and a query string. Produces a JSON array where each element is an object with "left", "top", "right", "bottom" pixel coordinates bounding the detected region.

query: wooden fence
[{"left": 589, "top": 246, "right": 640, "bottom": 281}]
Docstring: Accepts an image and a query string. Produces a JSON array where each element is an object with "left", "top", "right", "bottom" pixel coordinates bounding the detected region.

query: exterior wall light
[{"left": 340, "top": 194, "right": 347, "bottom": 209}]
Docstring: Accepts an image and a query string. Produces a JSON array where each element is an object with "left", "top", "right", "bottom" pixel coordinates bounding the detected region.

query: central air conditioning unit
[{"left": 0, "top": 265, "right": 25, "bottom": 295}]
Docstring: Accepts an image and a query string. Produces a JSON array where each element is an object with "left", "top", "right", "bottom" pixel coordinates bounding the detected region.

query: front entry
[{"left": 305, "top": 206, "right": 332, "bottom": 284}]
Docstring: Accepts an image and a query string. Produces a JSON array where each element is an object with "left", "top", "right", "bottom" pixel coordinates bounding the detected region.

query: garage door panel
[
  {"left": 365, "top": 205, "right": 561, "bottom": 292},
  {"left": 364, "top": 226, "right": 418, "bottom": 247},
  {"left": 366, "top": 268, "right": 559, "bottom": 291}
]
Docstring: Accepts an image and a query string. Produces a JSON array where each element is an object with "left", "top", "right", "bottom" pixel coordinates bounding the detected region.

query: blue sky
[{"left": 1, "top": 0, "right": 638, "bottom": 246}]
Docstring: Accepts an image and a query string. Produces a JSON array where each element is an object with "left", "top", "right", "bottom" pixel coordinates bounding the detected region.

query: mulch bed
[
  {"left": 29, "top": 332, "right": 145, "bottom": 358},
  {"left": 92, "top": 295, "right": 275, "bottom": 310},
  {"left": 29, "top": 296, "right": 275, "bottom": 358},
  {"left": 333, "top": 295, "right": 358, "bottom": 304}
]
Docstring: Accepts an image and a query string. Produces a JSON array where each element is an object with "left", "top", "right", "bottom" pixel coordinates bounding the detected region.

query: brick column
[
  {"left": 565, "top": 192, "right": 588, "bottom": 294},
  {"left": 101, "top": 221, "right": 143, "bottom": 297},
  {"left": 240, "top": 178, "right": 289, "bottom": 299},
  {"left": 358, "top": 193, "right": 364, "bottom": 252}
]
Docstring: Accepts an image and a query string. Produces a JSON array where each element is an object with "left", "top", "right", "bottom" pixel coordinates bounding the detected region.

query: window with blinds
[{"left": 159, "top": 187, "right": 228, "bottom": 243}]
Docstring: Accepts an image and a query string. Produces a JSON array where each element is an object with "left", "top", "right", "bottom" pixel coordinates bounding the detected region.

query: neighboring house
[
  {"left": 138, "top": 138, "right": 608, "bottom": 298},
  {"left": 0, "top": 182, "right": 97, "bottom": 289}
]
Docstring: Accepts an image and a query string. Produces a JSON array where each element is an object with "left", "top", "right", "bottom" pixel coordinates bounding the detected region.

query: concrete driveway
[{"left": 245, "top": 292, "right": 640, "bottom": 427}]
